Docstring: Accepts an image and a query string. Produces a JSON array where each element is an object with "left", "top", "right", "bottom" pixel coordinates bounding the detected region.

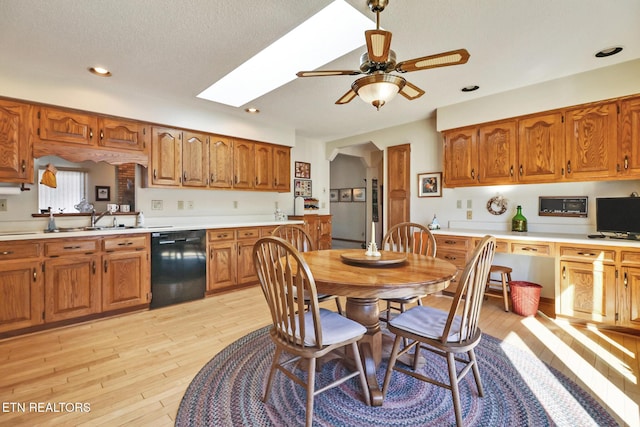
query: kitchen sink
[{"left": 52, "top": 226, "right": 140, "bottom": 232}]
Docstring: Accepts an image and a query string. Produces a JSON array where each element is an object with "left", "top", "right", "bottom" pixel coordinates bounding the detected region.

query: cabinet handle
[
  {"left": 519, "top": 165, "right": 523, "bottom": 176},
  {"left": 471, "top": 168, "right": 475, "bottom": 179},
  {"left": 255, "top": 177, "right": 258, "bottom": 185},
  {"left": 0, "top": 251, "right": 14, "bottom": 255},
  {"left": 217, "top": 233, "right": 228, "bottom": 238},
  {"left": 444, "top": 240, "right": 457, "bottom": 245},
  {"left": 92, "top": 261, "right": 96, "bottom": 274},
  {"left": 33, "top": 268, "right": 37, "bottom": 282},
  {"left": 509, "top": 165, "right": 514, "bottom": 177},
  {"left": 624, "top": 155, "right": 629, "bottom": 170},
  {"left": 624, "top": 272, "right": 628, "bottom": 288},
  {"left": 89, "top": 128, "right": 93, "bottom": 139},
  {"left": 21, "top": 160, "right": 26, "bottom": 172},
  {"left": 63, "top": 245, "right": 81, "bottom": 250},
  {"left": 104, "top": 260, "right": 108, "bottom": 273},
  {"left": 153, "top": 169, "right": 157, "bottom": 180},
  {"left": 577, "top": 251, "right": 596, "bottom": 256},
  {"left": 100, "top": 130, "right": 104, "bottom": 140},
  {"left": 521, "top": 247, "right": 539, "bottom": 252},
  {"left": 117, "top": 241, "right": 133, "bottom": 246},
  {"left": 444, "top": 255, "right": 457, "bottom": 261},
  {"left": 566, "top": 160, "right": 571, "bottom": 174},
  {"left": 183, "top": 171, "right": 187, "bottom": 181},
  {"left": 211, "top": 174, "right": 215, "bottom": 183},
  {"left": 562, "top": 266, "right": 566, "bottom": 279}
]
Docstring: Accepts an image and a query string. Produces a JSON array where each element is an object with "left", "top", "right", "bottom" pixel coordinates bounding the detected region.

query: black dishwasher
[{"left": 150, "top": 229, "right": 206, "bottom": 308}]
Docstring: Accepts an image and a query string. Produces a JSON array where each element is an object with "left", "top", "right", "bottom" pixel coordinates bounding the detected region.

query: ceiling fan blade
[
  {"left": 297, "top": 70, "right": 361, "bottom": 77},
  {"left": 398, "top": 80, "right": 425, "bottom": 100},
  {"left": 395, "top": 48, "right": 470, "bottom": 73},
  {"left": 365, "top": 29, "right": 392, "bottom": 63},
  {"left": 335, "top": 88, "right": 357, "bottom": 105}
]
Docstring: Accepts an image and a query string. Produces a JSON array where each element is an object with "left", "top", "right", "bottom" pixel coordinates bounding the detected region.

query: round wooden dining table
[{"left": 300, "top": 248, "right": 457, "bottom": 406}]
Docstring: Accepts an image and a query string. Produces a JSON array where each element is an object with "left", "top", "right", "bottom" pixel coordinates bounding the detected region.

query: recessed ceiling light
[
  {"left": 88, "top": 66, "right": 112, "bottom": 77},
  {"left": 245, "top": 107, "right": 260, "bottom": 114},
  {"left": 595, "top": 46, "right": 623, "bottom": 58},
  {"left": 197, "top": 0, "right": 375, "bottom": 108},
  {"left": 461, "top": 85, "right": 479, "bottom": 92}
]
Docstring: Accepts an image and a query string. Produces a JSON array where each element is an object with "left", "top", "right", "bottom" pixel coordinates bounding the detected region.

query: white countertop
[
  {"left": 0, "top": 220, "right": 304, "bottom": 242},
  {"left": 431, "top": 228, "right": 640, "bottom": 248}
]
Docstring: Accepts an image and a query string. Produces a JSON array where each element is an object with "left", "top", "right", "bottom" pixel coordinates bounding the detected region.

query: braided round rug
[{"left": 176, "top": 326, "right": 618, "bottom": 427}]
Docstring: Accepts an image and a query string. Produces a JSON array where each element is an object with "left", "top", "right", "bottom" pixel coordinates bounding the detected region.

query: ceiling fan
[{"left": 296, "top": 0, "right": 470, "bottom": 110}]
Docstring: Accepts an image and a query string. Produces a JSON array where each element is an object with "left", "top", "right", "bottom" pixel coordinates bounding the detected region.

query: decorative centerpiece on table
[{"left": 365, "top": 222, "right": 381, "bottom": 257}]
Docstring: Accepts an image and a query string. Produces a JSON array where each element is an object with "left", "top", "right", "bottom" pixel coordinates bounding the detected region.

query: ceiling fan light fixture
[{"left": 352, "top": 74, "right": 405, "bottom": 110}]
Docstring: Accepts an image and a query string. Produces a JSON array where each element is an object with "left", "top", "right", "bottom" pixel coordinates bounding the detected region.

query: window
[{"left": 38, "top": 168, "right": 88, "bottom": 213}]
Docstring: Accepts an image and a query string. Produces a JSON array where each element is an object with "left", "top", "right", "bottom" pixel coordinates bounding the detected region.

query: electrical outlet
[
  {"left": 187, "top": 201, "right": 194, "bottom": 210},
  {"left": 0, "top": 199, "right": 6, "bottom": 211},
  {"left": 466, "top": 210, "right": 473, "bottom": 220},
  {"left": 467, "top": 199, "right": 473, "bottom": 209},
  {"left": 151, "top": 200, "right": 163, "bottom": 210},
  {"left": 177, "top": 200, "right": 184, "bottom": 210}
]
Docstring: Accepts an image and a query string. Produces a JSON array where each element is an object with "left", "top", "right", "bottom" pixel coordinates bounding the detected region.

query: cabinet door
[
  {"left": 182, "top": 131, "right": 208, "bottom": 187},
  {"left": 37, "top": 107, "right": 98, "bottom": 146},
  {"left": 478, "top": 121, "right": 517, "bottom": 184},
  {"left": 0, "top": 99, "right": 32, "bottom": 182},
  {"left": 318, "top": 215, "right": 332, "bottom": 250},
  {"left": 233, "top": 139, "right": 255, "bottom": 189},
  {"left": 208, "top": 242, "right": 236, "bottom": 291},
  {"left": 102, "top": 251, "right": 149, "bottom": 311},
  {"left": 564, "top": 102, "right": 617, "bottom": 179},
  {"left": 518, "top": 112, "right": 564, "bottom": 183},
  {"left": 209, "top": 136, "right": 233, "bottom": 188},
  {"left": 0, "top": 261, "right": 43, "bottom": 333},
  {"left": 443, "top": 127, "right": 478, "bottom": 186},
  {"left": 98, "top": 117, "right": 147, "bottom": 152},
  {"left": 254, "top": 143, "right": 274, "bottom": 190},
  {"left": 620, "top": 266, "right": 640, "bottom": 330},
  {"left": 151, "top": 127, "right": 182, "bottom": 186},
  {"left": 273, "top": 146, "right": 291, "bottom": 192},
  {"left": 44, "top": 255, "right": 101, "bottom": 322},
  {"left": 618, "top": 96, "right": 640, "bottom": 177},
  {"left": 558, "top": 260, "right": 616, "bottom": 323},
  {"left": 237, "top": 240, "right": 258, "bottom": 285}
]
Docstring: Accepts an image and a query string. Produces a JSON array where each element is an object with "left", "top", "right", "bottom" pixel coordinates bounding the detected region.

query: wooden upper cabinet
[
  {"left": 36, "top": 107, "right": 98, "bottom": 146},
  {"left": 98, "top": 117, "right": 147, "bottom": 152},
  {"left": 517, "top": 112, "right": 564, "bottom": 183},
  {"left": 478, "top": 121, "right": 517, "bottom": 184},
  {"left": 618, "top": 95, "right": 640, "bottom": 176},
  {"left": 233, "top": 139, "right": 255, "bottom": 189},
  {"left": 254, "top": 142, "right": 274, "bottom": 190},
  {"left": 273, "top": 145, "right": 291, "bottom": 192},
  {"left": 151, "top": 127, "right": 182, "bottom": 186},
  {"left": 209, "top": 136, "right": 233, "bottom": 189},
  {"left": 0, "top": 99, "right": 33, "bottom": 183},
  {"left": 564, "top": 102, "right": 618, "bottom": 180},
  {"left": 443, "top": 127, "right": 478, "bottom": 186},
  {"left": 182, "top": 131, "right": 208, "bottom": 187}
]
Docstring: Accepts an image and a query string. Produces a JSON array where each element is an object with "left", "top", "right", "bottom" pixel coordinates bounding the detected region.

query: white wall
[{"left": 330, "top": 154, "right": 367, "bottom": 244}]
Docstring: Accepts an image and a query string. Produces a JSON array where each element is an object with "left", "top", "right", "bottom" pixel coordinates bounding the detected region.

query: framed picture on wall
[
  {"left": 339, "top": 188, "right": 352, "bottom": 202},
  {"left": 329, "top": 189, "right": 339, "bottom": 202},
  {"left": 352, "top": 187, "right": 366, "bottom": 202},
  {"left": 417, "top": 172, "right": 442, "bottom": 197},
  {"left": 294, "top": 161, "right": 311, "bottom": 178},
  {"left": 294, "top": 179, "right": 312, "bottom": 197},
  {"left": 95, "top": 185, "right": 111, "bottom": 201}
]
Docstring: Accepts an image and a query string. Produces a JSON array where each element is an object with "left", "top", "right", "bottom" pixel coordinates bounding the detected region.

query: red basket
[{"left": 509, "top": 281, "right": 542, "bottom": 317}]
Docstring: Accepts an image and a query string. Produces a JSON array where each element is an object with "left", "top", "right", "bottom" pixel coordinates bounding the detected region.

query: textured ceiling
[{"left": 1, "top": 0, "right": 639, "bottom": 142}]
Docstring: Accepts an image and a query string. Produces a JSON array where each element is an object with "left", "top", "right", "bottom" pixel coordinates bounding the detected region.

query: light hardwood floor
[{"left": 1, "top": 287, "right": 638, "bottom": 426}]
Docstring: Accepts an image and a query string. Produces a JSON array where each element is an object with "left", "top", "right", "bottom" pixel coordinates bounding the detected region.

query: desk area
[{"left": 431, "top": 228, "right": 640, "bottom": 334}]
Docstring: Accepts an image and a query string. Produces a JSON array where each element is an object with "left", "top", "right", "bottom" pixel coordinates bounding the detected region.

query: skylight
[{"left": 197, "top": 0, "right": 374, "bottom": 108}]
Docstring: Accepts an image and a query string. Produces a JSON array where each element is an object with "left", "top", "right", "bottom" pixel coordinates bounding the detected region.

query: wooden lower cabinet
[
  {"left": 435, "top": 234, "right": 471, "bottom": 295},
  {"left": 44, "top": 254, "right": 101, "bottom": 322},
  {"left": 619, "top": 251, "right": 640, "bottom": 329},
  {"left": 0, "top": 260, "right": 43, "bottom": 333},
  {"left": 288, "top": 215, "right": 332, "bottom": 250},
  {"left": 102, "top": 235, "right": 150, "bottom": 311}
]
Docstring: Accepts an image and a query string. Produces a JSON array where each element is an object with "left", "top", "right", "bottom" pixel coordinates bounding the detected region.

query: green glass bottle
[{"left": 512, "top": 205, "right": 527, "bottom": 232}]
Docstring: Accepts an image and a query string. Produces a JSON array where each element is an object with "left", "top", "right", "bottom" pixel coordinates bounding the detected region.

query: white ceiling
[{"left": 1, "top": 0, "right": 639, "bottom": 142}]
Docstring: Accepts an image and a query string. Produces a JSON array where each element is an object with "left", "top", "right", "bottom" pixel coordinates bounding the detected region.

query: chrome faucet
[{"left": 90, "top": 209, "right": 111, "bottom": 228}]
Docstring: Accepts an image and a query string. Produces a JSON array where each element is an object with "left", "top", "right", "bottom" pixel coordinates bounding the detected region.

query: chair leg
[
  {"left": 501, "top": 272, "right": 510, "bottom": 312},
  {"left": 262, "top": 347, "right": 282, "bottom": 403},
  {"left": 447, "top": 351, "right": 464, "bottom": 427},
  {"left": 469, "top": 349, "right": 484, "bottom": 397},
  {"left": 381, "top": 335, "right": 403, "bottom": 398},
  {"left": 335, "top": 297, "right": 343, "bottom": 315},
  {"left": 351, "top": 341, "right": 371, "bottom": 406},
  {"left": 305, "top": 357, "right": 316, "bottom": 427},
  {"left": 385, "top": 300, "right": 392, "bottom": 322}
]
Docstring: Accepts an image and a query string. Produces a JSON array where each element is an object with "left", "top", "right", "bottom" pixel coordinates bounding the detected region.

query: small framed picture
[
  {"left": 329, "top": 189, "right": 339, "bottom": 202},
  {"left": 294, "top": 161, "right": 311, "bottom": 179},
  {"left": 339, "top": 188, "right": 352, "bottom": 202},
  {"left": 417, "top": 172, "right": 442, "bottom": 198},
  {"left": 352, "top": 187, "right": 366, "bottom": 202},
  {"left": 95, "top": 185, "right": 111, "bottom": 201},
  {"left": 294, "top": 179, "right": 312, "bottom": 197}
]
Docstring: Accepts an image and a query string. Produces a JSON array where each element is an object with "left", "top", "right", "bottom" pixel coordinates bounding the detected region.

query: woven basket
[{"left": 510, "top": 281, "right": 542, "bottom": 317}]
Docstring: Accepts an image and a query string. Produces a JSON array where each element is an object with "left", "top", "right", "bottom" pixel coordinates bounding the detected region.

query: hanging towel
[{"left": 40, "top": 164, "right": 58, "bottom": 188}]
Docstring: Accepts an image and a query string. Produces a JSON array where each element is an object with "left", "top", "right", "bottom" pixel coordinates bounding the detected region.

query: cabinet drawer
[
  {"left": 621, "top": 250, "right": 640, "bottom": 266},
  {"left": 437, "top": 249, "right": 468, "bottom": 269},
  {"left": 473, "top": 237, "right": 508, "bottom": 253},
  {"left": 103, "top": 235, "right": 148, "bottom": 252},
  {"left": 435, "top": 235, "right": 470, "bottom": 251},
  {"left": 236, "top": 228, "right": 260, "bottom": 240},
  {"left": 511, "top": 242, "right": 554, "bottom": 257},
  {"left": 261, "top": 226, "right": 278, "bottom": 236},
  {"left": 0, "top": 241, "right": 40, "bottom": 260},
  {"left": 208, "top": 229, "right": 235, "bottom": 242},
  {"left": 559, "top": 246, "right": 615, "bottom": 263},
  {"left": 45, "top": 239, "right": 98, "bottom": 256}
]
